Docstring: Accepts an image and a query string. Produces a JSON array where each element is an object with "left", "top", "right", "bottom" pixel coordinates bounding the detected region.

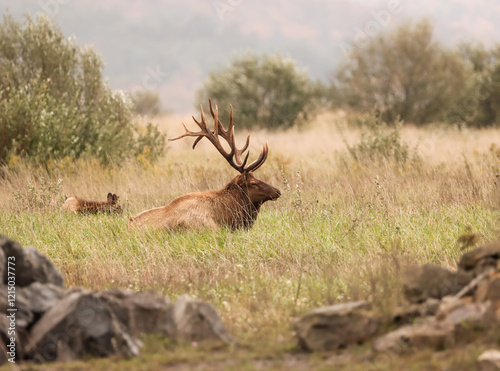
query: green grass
[{"left": 1, "top": 118, "right": 500, "bottom": 369}]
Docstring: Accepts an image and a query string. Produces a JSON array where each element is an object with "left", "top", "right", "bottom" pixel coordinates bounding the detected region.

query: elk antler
[{"left": 170, "top": 100, "right": 268, "bottom": 173}]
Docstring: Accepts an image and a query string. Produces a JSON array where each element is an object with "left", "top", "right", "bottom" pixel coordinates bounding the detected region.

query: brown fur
[
  {"left": 128, "top": 173, "right": 280, "bottom": 231},
  {"left": 61, "top": 193, "right": 122, "bottom": 215}
]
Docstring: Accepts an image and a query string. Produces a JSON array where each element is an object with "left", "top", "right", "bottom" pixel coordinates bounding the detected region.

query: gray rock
[
  {"left": 437, "top": 298, "right": 496, "bottom": 340},
  {"left": 26, "top": 291, "right": 141, "bottom": 362},
  {"left": 393, "top": 298, "right": 441, "bottom": 325},
  {"left": 96, "top": 289, "right": 173, "bottom": 336},
  {"left": 294, "top": 301, "right": 382, "bottom": 351},
  {"left": 375, "top": 298, "right": 498, "bottom": 355},
  {"left": 19, "top": 282, "right": 65, "bottom": 315},
  {"left": 0, "top": 285, "right": 33, "bottom": 329},
  {"left": 403, "top": 264, "right": 472, "bottom": 303},
  {"left": 373, "top": 321, "right": 454, "bottom": 354},
  {"left": 0, "top": 236, "right": 64, "bottom": 288},
  {"left": 0, "top": 313, "right": 29, "bottom": 363},
  {"left": 0, "top": 249, "right": 5, "bottom": 285},
  {"left": 459, "top": 242, "right": 500, "bottom": 275},
  {"left": 126, "top": 290, "right": 173, "bottom": 335},
  {"left": 478, "top": 349, "right": 500, "bottom": 371},
  {"left": 169, "top": 294, "right": 233, "bottom": 344}
]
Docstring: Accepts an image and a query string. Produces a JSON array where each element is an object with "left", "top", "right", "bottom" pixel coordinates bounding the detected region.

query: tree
[
  {"left": 447, "top": 43, "right": 500, "bottom": 127},
  {"left": 197, "top": 53, "right": 322, "bottom": 130},
  {"left": 0, "top": 14, "right": 165, "bottom": 165},
  {"left": 131, "top": 90, "right": 162, "bottom": 116},
  {"left": 332, "top": 19, "right": 470, "bottom": 125}
]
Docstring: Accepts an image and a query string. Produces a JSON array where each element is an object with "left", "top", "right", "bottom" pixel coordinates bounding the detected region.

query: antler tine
[
  {"left": 209, "top": 99, "right": 219, "bottom": 138},
  {"left": 241, "top": 151, "right": 250, "bottom": 168},
  {"left": 233, "top": 135, "right": 250, "bottom": 166},
  {"left": 208, "top": 100, "right": 231, "bottom": 143},
  {"left": 244, "top": 142, "right": 269, "bottom": 173},
  {"left": 169, "top": 103, "right": 211, "bottom": 143},
  {"left": 169, "top": 122, "right": 197, "bottom": 141},
  {"left": 172, "top": 101, "right": 269, "bottom": 174},
  {"left": 227, "top": 105, "right": 235, "bottom": 147}
]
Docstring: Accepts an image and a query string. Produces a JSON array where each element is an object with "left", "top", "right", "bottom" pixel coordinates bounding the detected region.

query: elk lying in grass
[
  {"left": 129, "top": 100, "right": 281, "bottom": 231},
  {"left": 61, "top": 193, "right": 122, "bottom": 214}
]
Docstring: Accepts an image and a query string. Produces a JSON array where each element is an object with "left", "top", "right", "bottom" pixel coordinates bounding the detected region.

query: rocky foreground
[
  {"left": 295, "top": 241, "right": 500, "bottom": 370},
  {"left": 1, "top": 235, "right": 500, "bottom": 369},
  {"left": 0, "top": 235, "right": 232, "bottom": 364}
]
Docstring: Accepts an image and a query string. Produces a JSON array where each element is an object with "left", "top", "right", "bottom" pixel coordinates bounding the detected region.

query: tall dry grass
[{"left": 1, "top": 112, "right": 500, "bottom": 368}]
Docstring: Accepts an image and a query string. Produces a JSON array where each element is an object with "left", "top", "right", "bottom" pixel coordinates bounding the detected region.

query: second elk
[
  {"left": 129, "top": 100, "right": 281, "bottom": 231},
  {"left": 61, "top": 193, "right": 122, "bottom": 214}
]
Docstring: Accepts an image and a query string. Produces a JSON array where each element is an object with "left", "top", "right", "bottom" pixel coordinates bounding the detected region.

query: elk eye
[{"left": 250, "top": 182, "right": 258, "bottom": 186}]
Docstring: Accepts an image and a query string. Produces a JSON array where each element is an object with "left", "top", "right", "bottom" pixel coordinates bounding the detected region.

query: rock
[
  {"left": 438, "top": 298, "right": 496, "bottom": 342},
  {"left": 373, "top": 321, "right": 454, "bottom": 354},
  {"left": 393, "top": 298, "right": 441, "bottom": 325},
  {"left": 294, "top": 301, "right": 381, "bottom": 351},
  {"left": 96, "top": 289, "right": 173, "bottom": 336},
  {"left": 169, "top": 295, "right": 233, "bottom": 344},
  {"left": 0, "top": 249, "right": 5, "bottom": 284},
  {"left": 126, "top": 291, "right": 173, "bottom": 335},
  {"left": 403, "top": 264, "right": 472, "bottom": 304},
  {"left": 458, "top": 242, "right": 500, "bottom": 275},
  {"left": 19, "top": 282, "right": 65, "bottom": 316},
  {"left": 0, "top": 313, "right": 29, "bottom": 363},
  {"left": 26, "top": 291, "right": 141, "bottom": 362},
  {"left": 0, "top": 285, "right": 33, "bottom": 329},
  {"left": 478, "top": 349, "right": 500, "bottom": 371},
  {"left": 375, "top": 297, "right": 498, "bottom": 355},
  {"left": 0, "top": 275, "right": 65, "bottom": 332},
  {"left": 0, "top": 236, "right": 64, "bottom": 288},
  {"left": 475, "top": 273, "right": 500, "bottom": 311}
]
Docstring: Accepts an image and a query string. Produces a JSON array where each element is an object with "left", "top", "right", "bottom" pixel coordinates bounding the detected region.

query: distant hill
[{"left": 1, "top": 0, "right": 499, "bottom": 113}]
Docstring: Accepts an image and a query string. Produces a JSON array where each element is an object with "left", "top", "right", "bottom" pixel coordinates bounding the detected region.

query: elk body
[
  {"left": 129, "top": 101, "right": 281, "bottom": 231},
  {"left": 61, "top": 193, "right": 122, "bottom": 214}
]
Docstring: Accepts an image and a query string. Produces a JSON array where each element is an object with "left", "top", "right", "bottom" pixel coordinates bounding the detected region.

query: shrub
[
  {"left": 0, "top": 14, "right": 166, "bottom": 165},
  {"left": 12, "top": 177, "right": 65, "bottom": 211},
  {"left": 331, "top": 19, "right": 469, "bottom": 125},
  {"left": 197, "top": 53, "right": 322, "bottom": 130},
  {"left": 445, "top": 43, "right": 500, "bottom": 128},
  {"left": 131, "top": 90, "right": 162, "bottom": 116},
  {"left": 344, "top": 114, "right": 416, "bottom": 165}
]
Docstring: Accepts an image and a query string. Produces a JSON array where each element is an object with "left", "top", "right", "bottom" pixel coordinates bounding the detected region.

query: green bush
[
  {"left": 332, "top": 19, "right": 470, "bottom": 125},
  {"left": 197, "top": 53, "right": 322, "bottom": 129},
  {"left": 0, "top": 14, "right": 166, "bottom": 165},
  {"left": 445, "top": 43, "right": 500, "bottom": 128},
  {"left": 344, "top": 114, "right": 416, "bottom": 165}
]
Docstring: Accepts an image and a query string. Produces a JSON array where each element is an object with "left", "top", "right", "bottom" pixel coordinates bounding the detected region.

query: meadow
[{"left": 1, "top": 112, "right": 500, "bottom": 370}]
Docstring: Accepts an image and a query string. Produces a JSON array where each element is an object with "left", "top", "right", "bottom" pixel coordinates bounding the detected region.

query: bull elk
[
  {"left": 128, "top": 100, "right": 281, "bottom": 231},
  {"left": 61, "top": 193, "right": 122, "bottom": 214}
]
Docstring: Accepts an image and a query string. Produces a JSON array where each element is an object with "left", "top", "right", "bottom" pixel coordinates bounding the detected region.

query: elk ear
[
  {"left": 244, "top": 172, "right": 250, "bottom": 181},
  {"left": 113, "top": 194, "right": 119, "bottom": 203},
  {"left": 107, "top": 193, "right": 113, "bottom": 202}
]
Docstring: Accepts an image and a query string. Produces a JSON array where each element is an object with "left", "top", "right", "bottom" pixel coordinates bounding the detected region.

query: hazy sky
[{"left": 1, "top": 0, "right": 499, "bottom": 113}]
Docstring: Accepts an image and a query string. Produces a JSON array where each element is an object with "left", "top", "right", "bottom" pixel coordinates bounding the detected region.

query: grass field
[{"left": 1, "top": 112, "right": 500, "bottom": 370}]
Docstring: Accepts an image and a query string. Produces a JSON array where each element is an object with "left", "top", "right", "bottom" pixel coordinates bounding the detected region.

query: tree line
[
  {"left": 200, "top": 19, "right": 500, "bottom": 129},
  {"left": 1, "top": 15, "right": 499, "bottom": 165}
]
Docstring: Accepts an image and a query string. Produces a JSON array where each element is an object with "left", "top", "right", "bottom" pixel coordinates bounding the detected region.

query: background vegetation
[
  {"left": 1, "top": 112, "right": 500, "bottom": 369},
  {"left": 330, "top": 19, "right": 500, "bottom": 127},
  {"left": 196, "top": 19, "right": 500, "bottom": 129},
  {"left": 331, "top": 20, "right": 470, "bottom": 125},
  {"left": 197, "top": 52, "right": 323, "bottom": 129},
  {"left": 1, "top": 11, "right": 500, "bottom": 371},
  {"left": 0, "top": 14, "right": 166, "bottom": 166}
]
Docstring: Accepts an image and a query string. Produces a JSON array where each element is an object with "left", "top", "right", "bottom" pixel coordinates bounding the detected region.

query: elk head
[
  {"left": 106, "top": 193, "right": 122, "bottom": 214},
  {"left": 170, "top": 100, "right": 281, "bottom": 207}
]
